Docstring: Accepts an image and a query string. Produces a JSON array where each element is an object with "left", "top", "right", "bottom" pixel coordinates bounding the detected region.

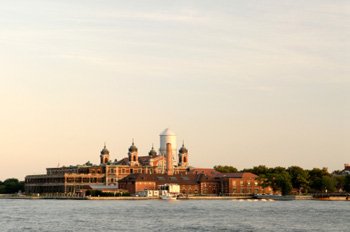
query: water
[{"left": 0, "top": 199, "right": 349, "bottom": 232}]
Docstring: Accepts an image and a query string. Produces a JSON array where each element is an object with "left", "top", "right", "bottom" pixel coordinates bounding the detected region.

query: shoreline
[{"left": 1, "top": 195, "right": 349, "bottom": 201}]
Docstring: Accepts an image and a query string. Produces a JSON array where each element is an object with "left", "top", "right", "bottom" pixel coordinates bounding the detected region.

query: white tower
[{"left": 159, "top": 128, "right": 177, "bottom": 158}]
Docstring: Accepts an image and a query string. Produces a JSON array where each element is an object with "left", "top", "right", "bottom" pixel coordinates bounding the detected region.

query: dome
[
  {"left": 160, "top": 128, "right": 176, "bottom": 136},
  {"left": 148, "top": 146, "right": 157, "bottom": 157},
  {"left": 129, "top": 142, "right": 138, "bottom": 153},
  {"left": 179, "top": 144, "right": 188, "bottom": 154},
  {"left": 101, "top": 144, "right": 109, "bottom": 155}
]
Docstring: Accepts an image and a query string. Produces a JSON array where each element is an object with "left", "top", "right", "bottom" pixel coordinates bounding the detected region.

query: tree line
[
  {"left": 0, "top": 178, "right": 25, "bottom": 194},
  {"left": 214, "top": 165, "right": 350, "bottom": 195}
]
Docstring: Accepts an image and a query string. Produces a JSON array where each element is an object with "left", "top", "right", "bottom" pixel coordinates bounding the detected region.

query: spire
[{"left": 104, "top": 142, "right": 106, "bottom": 148}]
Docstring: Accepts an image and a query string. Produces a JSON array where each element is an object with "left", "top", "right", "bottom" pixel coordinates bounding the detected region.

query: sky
[{"left": 0, "top": 0, "right": 349, "bottom": 180}]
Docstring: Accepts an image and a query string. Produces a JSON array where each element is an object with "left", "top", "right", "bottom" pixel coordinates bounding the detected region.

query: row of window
[{"left": 231, "top": 181, "right": 259, "bottom": 186}]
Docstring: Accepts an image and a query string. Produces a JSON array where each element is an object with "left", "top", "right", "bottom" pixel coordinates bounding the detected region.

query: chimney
[
  {"left": 166, "top": 143, "right": 174, "bottom": 175},
  {"left": 345, "top": 164, "right": 349, "bottom": 168}
]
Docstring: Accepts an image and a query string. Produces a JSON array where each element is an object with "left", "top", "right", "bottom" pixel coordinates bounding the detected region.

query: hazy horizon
[{"left": 0, "top": 1, "right": 349, "bottom": 180}]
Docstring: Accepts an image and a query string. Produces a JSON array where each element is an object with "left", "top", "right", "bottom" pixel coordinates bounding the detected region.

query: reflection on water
[{"left": 0, "top": 199, "right": 349, "bottom": 232}]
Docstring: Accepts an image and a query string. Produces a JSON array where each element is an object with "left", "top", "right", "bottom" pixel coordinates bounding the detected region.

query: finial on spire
[
  {"left": 152, "top": 143, "right": 154, "bottom": 149},
  {"left": 132, "top": 138, "right": 134, "bottom": 145},
  {"left": 183, "top": 140, "right": 185, "bottom": 146},
  {"left": 104, "top": 142, "right": 106, "bottom": 148}
]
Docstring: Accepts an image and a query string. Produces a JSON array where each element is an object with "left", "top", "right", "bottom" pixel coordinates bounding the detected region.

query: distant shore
[{"left": 1, "top": 194, "right": 349, "bottom": 201}]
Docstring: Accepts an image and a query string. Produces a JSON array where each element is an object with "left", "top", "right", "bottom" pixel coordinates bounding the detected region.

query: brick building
[{"left": 25, "top": 128, "right": 189, "bottom": 194}]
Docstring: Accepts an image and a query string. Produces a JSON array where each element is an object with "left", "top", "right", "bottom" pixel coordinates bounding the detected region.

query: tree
[
  {"left": 270, "top": 166, "right": 286, "bottom": 174},
  {"left": 256, "top": 174, "right": 270, "bottom": 193},
  {"left": 287, "top": 166, "right": 305, "bottom": 188},
  {"left": 308, "top": 168, "right": 330, "bottom": 192},
  {"left": 0, "top": 178, "right": 25, "bottom": 194},
  {"left": 272, "top": 171, "right": 293, "bottom": 195},
  {"left": 343, "top": 175, "right": 350, "bottom": 193},
  {"left": 334, "top": 175, "right": 345, "bottom": 191},
  {"left": 244, "top": 165, "right": 270, "bottom": 176},
  {"left": 321, "top": 176, "right": 337, "bottom": 193},
  {"left": 296, "top": 171, "right": 310, "bottom": 193},
  {"left": 213, "top": 165, "right": 238, "bottom": 173}
]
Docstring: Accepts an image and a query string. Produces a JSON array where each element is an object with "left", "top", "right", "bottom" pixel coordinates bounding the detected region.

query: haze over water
[{"left": 1, "top": 199, "right": 349, "bottom": 231}]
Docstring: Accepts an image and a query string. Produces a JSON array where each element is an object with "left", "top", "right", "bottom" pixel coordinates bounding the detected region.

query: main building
[{"left": 25, "top": 128, "right": 271, "bottom": 196}]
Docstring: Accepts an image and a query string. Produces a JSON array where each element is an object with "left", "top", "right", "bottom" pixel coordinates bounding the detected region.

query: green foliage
[
  {"left": 242, "top": 165, "right": 269, "bottom": 176},
  {"left": 344, "top": 175, "right": 350, "bottom": 193},
  {"left": 213, "top": 165, "right": 238, "bottom": 173},
  {"left": 321, "top": 176, "right": 337, "bottom": 193},
  {"left": 0, "top": 178, "right": 24, "bottom": 194},
  {"left": 308, "top": 168, "right": 331, "bottom": 191},
  {"left": 334, "top": 175, "right": 345, "bottom": 190},
  {"left": 274, "top": 171, "right": 293, "bottom": 195}
]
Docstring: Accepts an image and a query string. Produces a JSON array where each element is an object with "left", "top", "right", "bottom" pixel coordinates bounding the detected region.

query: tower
[
  {"left": 178, "top": 143, "right": 189, "bottom": 167},
  {"left": 159, "top": 128, "right": 177, "bottom": 157},
  {"left": 100, "top": 143, "right": 110, "bottom": 165},
  {"left": 148, "top": 145, "right": 157, "bottom": 166},
  {"left": 166, "top": 143, "right": 174, "bottom": 175},
  {"left": 128, "top": 140, "right": 139, "bottom": 166}
]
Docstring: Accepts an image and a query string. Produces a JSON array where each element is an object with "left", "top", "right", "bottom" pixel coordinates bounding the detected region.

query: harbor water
[{"left": 0, "top": 199, "right": 349, "bottom": 231}]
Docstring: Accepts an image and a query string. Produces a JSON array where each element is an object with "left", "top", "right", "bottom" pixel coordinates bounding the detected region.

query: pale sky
[{"left": 0, "top": 1, "right": 349, "bottom": 180}]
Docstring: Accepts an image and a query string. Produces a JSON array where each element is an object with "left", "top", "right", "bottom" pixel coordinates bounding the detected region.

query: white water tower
[{"left": 159, "top": 128, "right": 177, "bottom": 158}]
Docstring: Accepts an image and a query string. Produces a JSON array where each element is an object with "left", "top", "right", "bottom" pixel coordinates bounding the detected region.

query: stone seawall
[{"left": 256, "top": 195, "right": 313, "bottom": 201}]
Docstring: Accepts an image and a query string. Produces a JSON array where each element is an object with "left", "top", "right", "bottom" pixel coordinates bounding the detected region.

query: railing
[{"left": 313, "top": 192, "right": 349, "bottom": 197}]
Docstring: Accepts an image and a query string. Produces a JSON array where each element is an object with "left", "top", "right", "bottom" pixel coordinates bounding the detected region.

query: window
[
  {"left": 232, "top": 181, "right": 236, "bottom": 186},
  {"left": 240, "top": 181, "right": 244, "bottom": 186},
  {"left": 241, "top": 189, "right": 244, "bottom": 193},
  {"left": 254, "top": 189, "right": 259, "bottom": 194},
  {"left": 169, "top": 177, "right": 177, "bottom": 180},
  {"left": 194, "top": 189, "right": 198, "bottom": 194},
  {"left": 213, "top": 189, "right": 216, "bottom": 194},
  {"left": 138, "top": 169, "right": 141, "bottom": 173},
  {"left": 122, "top": 169, "right": 125, "bottom": 174},
  {"left": 255, "top": 181, "right": 258, "bottom": 186},
  {"left": 183, "top": 189, "right": 186, "bottom": 194},
  {"left": 157, "top": 177, "right": 165, "bottom": 180},
  {"left": 233, "top": 188, "right": 236, "bottom": 193},
  {"left": 181, "top": 177, "right": 189, "bottom": 180},
  {"left": 204, "top": 189, "right": 207, "bottom": 194},
  {"left": 130, "top": 169, "right": 134, "bottom": 174},
  {"left": 189, "top": 189, "right": 192, "bottom": 194},
  {"left": 248, "top": 181, "right": 251, "bottom": 186},
  {"left": 248, "top": 189, "right": 251, "bottom": 193}
]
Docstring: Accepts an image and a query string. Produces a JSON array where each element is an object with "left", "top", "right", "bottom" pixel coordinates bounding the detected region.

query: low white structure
[{"left": 137, "top": 190, "right": 159, "bottom": 197}]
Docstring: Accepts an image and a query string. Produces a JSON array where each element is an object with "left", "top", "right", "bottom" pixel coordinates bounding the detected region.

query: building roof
[
  {"left": 188, "top": 168, "right": 221, "bottom": 176},
  {"left": 160, "top": 128, "right": 176, "bottom": 136},
  {"left": 216, "top": 172, "right": 258, "bottom": 178}
]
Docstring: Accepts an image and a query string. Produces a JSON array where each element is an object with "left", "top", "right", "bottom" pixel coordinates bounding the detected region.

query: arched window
[
  {"left": 184, "top": 156, "right": 187, "bottom": 163},
  {"left": 133, "top": 156, "right": 136, "bottom": 161}
]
